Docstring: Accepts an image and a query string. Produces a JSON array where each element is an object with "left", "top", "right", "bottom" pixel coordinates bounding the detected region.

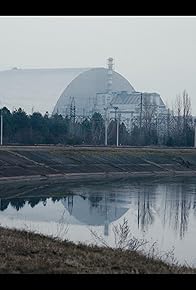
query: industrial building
[
  {"left": 53, "top": 58, "right": 167, "bottom": 130},
  {"left": 52, "top": 61, "right": 134, "bottom": 118},
  {"left": 0, "top": 58, "right": 167, "bottom": 131}
]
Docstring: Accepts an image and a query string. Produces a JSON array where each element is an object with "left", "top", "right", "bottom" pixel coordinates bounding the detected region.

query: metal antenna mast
[
  {"left": 70, "top": 97, "right": 76, "bottom": 123},
  {"left": 104, "top": 57, "right": 114, "bottom": 146}
]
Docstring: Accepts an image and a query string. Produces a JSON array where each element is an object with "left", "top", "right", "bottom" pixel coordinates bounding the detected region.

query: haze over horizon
[{"left": 0, "top": 16, "right": 196, "bottom": 114}]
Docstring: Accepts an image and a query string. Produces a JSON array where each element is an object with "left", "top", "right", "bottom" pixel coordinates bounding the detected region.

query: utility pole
[
  {"left": 167, "top": 108, "right": 170, "bottom": 141},
  {"left": 113, "top": 106, "right": 119, "bottom": 147},
  {"left": 116, "top": 112, "right": 120, "bottom": 147},
  {"left": 0, "top": 110, "right": 3, "bottom": 146},
  {"left": 104, "top": 107, "right": 108, "bottom": 146},
  {"left": 139, "top": 93, "right": 143, "bottom": 132},
  {"left": 70, "top": 97, "right": 76, "bottom": 139},
  {"left": 104, "top": 193, "right": 109, "bottom": 236},
  {"left": 194, "top": 119, "right": 196, "bottom": 148},
  {"left": 113, "top": 106, "right": 118, "bottom": 121}
]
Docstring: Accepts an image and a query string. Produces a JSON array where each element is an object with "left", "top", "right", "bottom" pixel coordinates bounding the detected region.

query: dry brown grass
[{"left": 0, "top": 226, "right": 195, "bottom": 274}]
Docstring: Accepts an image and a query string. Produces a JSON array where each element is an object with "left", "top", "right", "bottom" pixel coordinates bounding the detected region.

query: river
[{"left": 0, "top": 176, "right": 196, "bottom": 267}]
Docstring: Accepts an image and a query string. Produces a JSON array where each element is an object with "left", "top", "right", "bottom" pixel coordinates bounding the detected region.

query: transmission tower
[{"left": 69, "top": 97, "right": 76, "bottom": 123}]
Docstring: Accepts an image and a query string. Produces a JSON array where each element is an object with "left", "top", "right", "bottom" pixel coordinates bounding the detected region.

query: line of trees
[
  {"left": 129, "top": 90, "right": 194, "bottom": 147},
  {"left": 0, "top": 90, "right": 195, "bottom": 147},
  {"left": 0, "top": 108, "right": 129, "bottom": 146}
]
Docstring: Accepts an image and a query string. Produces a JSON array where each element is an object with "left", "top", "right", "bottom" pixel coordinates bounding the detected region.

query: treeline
[
  {"left": 129, "top": 90, "right": 195, "bottom": 147},
  {"left": 0, "top": 107, "right": 129, "bottom": 146},
  {"left": 0, "top": 90, "right": 195, "bottom": 147},
  {"left": 0, "top": 195, "right": 102, "bottom": 212}
]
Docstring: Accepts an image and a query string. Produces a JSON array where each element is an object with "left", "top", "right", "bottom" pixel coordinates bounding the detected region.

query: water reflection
[
  {"left": 0, "top": 196, "right": 60, "bottom": 211},
  {"left": 0, "top": 178, "right": 196, "bottom": 240},
  {"left": 0, "top": 193, "right": 129, "bottom": 237},
  {"left": 160, "top": 184, "right": 191, "bottom": 239}
]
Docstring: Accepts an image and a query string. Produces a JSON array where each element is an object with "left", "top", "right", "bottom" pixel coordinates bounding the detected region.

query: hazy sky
[{"left": 0, "top": 16, "right": 196, "bottom": 113}]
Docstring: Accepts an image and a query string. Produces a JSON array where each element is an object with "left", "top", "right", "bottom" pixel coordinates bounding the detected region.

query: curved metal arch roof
[
  {"left": 53, "top": 67, "right": 135, "bottom": 116},
  {"left": 0, "top": 67, "right": 91, "bottom": 114},
  {"left": 61, "top": 195, "right": 130, "bottom": 226},
  {"left": 0, "top": 67, "right": 135, "bottom": 115}
]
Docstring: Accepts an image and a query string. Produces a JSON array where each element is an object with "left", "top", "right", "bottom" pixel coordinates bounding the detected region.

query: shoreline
[
  {"left": 1, "top": 146, "right": 196, "bottom": 193},
  {"left": 1, "top": 170, "right": 196, "bottom": 185},
  {"left": 0, "top": 226, "right": 195, "bottom": 274}
]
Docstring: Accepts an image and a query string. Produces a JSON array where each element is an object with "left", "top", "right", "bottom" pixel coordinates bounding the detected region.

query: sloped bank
[
  {"left": 1, "top": 146, "right": 196, "bottom": 185},
  {"left": 0, "top": 226, "right": 195, "bottom": 274}
]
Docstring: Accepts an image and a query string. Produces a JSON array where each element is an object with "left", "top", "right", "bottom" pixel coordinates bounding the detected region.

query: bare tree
[
  {"left": 182, "top": 90, "right": 192, "bottom": 145},
  {"left": 167, "top": 91, "right": 193, "bottom": 146},
  {"left": 141, "top": 96, "right": 158, "bottom": 145}
]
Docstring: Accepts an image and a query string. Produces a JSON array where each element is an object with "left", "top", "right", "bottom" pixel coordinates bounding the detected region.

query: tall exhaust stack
[{"left": 107, "top": 57, "right": 114, "bottom": 94}]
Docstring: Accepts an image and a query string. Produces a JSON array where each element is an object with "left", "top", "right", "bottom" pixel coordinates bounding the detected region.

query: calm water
[{"left": 1, "top": 177, "right": 196, "bottom": 266}]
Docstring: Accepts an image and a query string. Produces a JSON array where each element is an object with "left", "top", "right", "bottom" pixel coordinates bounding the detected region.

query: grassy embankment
[{"left": 0, "top": 226, "right": 196, "bottom": 274}]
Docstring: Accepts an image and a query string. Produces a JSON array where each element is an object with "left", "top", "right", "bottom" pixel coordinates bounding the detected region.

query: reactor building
[
  {"left": 53, "top": 57, "right": 167, "bottom": 129},
  {"left": 0, "top": 58, "right": 167, "bottom": 130}
]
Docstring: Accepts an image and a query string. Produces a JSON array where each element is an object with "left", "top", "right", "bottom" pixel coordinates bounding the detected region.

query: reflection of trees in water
[
  {"left": 28, "top": 197, "right": 42, "bottom": 208},
  {"left": 135, "top": 182, "right": 195, "bottom": 239},
  {"left": 0, "top": 193, "right": 102, "bottom": 213},
  {"left": 10, "top": 199, "right": 26, "bottom": 211},
  {"left": 52, "top": 196, "right": 64, "bottom": 203},
  {"left": 0, "top": 195, "right": 73, "bottom": 212},
  {"left": 173, "top": 186, "right": 191, "bottom": 239},
  {"left": 0, "top": 192, "right": 88, "bottom": 213},
  {"left": 27, "top": 196, "right": 47, "bottom": 208},
  {"left": 0, "top": 199, "right": 10, "bottom": 211},
  {"left": 193, "top": 184, "right": 196, "bottom": 216},
  {"left": 1, "top": 180, "right": 196, "bottom": 240},
  {"left": 136, "top": 186, "right": 156, "bottom": 231},
  {"left": 179, "top": 196, "right": 191, "bottom": 239},
  {"left": 158, "top": 183, "right": 192, "bottom": 239}
]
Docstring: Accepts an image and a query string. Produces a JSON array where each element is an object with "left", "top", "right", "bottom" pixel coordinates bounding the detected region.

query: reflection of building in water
[
  {"left": 61, "top": 193, "right": 129, "bottom": 236},
  {"left": 104, "top": 220, "right": 109, "bottom": 236},
  {"left": 1, "top": 180, "right": 196, "bottom": 239},
  {"left": 104, "top": 194, "right": 109, "bottom": 236},
  {"left": 67, "top": 195, "right": 73, "bottom": 215}
]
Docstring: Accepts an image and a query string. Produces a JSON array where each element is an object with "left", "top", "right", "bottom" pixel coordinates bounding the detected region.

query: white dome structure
[
  {"left": 52, "top": 67, "right": 135, "bottom": 117},
  {"left": 0, "top": 67, "right": 91, "bottom": 114},
  {"left": 0, "top": 59, "right": 166, "bottom": 131},
  {"left": 0, "top": 66, "right": 134, "bottom": 116}
]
